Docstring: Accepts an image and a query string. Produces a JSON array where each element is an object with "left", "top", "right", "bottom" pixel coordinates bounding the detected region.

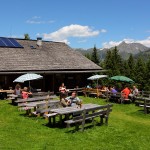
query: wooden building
[{"left": 0, "top": 37, "right": 102, "bottom": 92}]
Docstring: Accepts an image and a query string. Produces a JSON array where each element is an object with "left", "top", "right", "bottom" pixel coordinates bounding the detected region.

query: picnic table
[
  {"left": 23, "top": 100, "right": 60, "bottom": 115},
  {"left": 49, "top": 103, "right": 102, "bottom": 125},
  {"left": 15, "top": 95, "right": 57, "bottom": 104},
  {"left": 0, "top": 90, "right": 14, "bottom": 100},
  {"left": 45, "top": 103, "right": 113, "bottom": 131},
  {"left": 0, "top": 90, "right": 14, "bottom": 94},
  {"left": 32, "top": 92, "right": 54, "bottom": 97},
  {"left": 7, "top": 94, "right": 18, "bottom": 104},
  {"left": 82, "top": 88, "right": 107, "bottom": 98}
]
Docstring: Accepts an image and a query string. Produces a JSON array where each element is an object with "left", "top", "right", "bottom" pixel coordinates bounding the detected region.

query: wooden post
[
  {"left": 96, "top": 88, "right": 99, "bottom": 98},
  {"left": 81, "top": 109, "right": 86, "bottom": 131},
  {"left": 105, "top": 104, "right": 110, "bottom": 125},
  {"left": 144, "top": 99, "right": 147, "bottom": 114},
  {"left": 100, "top": 115, "right": 104, "bottom": 125},
  {"left": 106, "top": 91, "right": 109, "bottom": 102}
]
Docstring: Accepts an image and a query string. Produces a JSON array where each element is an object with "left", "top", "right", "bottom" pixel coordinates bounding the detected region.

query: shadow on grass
[
  {"left": 65, "top": 124, "right": 94, "bottom": 133},
  {"left": 44, "top": 122, "right": 66, "bottom": 129},
  {"left": 126, "top": 109, "right": 150, "bottom": 118},
  {"left": 8, "top": 102, "right": 17, "bottom": 106},
  {"left": 43, "top": 119, "right": 105, "bottom": 133},
  {"left": 64, "top": 122, "right": 105, "bottom": 133}
]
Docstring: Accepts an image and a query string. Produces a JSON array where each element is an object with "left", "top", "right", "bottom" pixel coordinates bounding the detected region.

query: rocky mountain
[
  {"left": 117, "top": 41, "right": 149, "bottom": 54},
  {"left": 75, "top": 42, "right": 150, "bottom": 60}
]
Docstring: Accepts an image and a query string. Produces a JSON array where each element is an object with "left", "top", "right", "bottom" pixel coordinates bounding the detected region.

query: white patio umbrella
[
  {"left": 13, "top": 73, "right": 43, "bottom": 87},
  {"left": 87, "top": 75, "right": 108, "bottom": 80}
]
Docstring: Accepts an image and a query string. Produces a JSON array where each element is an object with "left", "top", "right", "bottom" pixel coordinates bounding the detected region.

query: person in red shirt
[
  {"left": 22, "top": 87, "right": 32, "bottom": 99},
  {"left": 121, "top": 86, "right": 131, "bottom": 99}
]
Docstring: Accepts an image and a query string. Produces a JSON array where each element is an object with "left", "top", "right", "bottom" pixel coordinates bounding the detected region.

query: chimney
[{"left": 37, "top": 37, "right": 42, "bottom": 46}]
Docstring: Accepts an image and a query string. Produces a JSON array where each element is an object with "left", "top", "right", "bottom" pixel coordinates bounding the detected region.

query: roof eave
[{"left": 0, "top": 69, "right": 107, "bottom": 75}]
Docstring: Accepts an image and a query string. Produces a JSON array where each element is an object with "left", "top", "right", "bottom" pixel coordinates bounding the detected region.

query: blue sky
[{"left": 0, "top": 0, "right": 150, "bottom": 49}]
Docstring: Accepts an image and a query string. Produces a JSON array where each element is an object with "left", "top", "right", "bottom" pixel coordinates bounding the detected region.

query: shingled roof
[{"left": 0, "top": 38, "right": 102, "bottom": 74}]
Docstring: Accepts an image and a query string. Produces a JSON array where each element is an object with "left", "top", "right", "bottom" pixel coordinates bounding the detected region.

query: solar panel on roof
[
  {"left": 0, "top": 37, "right": 23, "bottom": 48},
  {"left": 0, "top": 39, "right": 6, "bottom": 47},
  {"left": 3, "top": 38, "right": 14, "bottom": 47},
  {"left": 9, "top": 38, "right": 24, "bottom": 48}
]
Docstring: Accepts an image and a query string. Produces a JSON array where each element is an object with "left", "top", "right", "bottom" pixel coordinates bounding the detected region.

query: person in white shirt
[
  {"left": 129, "top": 86, "right": 139, "bottom": 102},
  {"left": 14, "top": 84, "right": 21, "bottom": 97}
]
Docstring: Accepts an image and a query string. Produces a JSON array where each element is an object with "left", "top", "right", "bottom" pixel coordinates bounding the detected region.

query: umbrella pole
[
  {"left": 29, "top": 81, "right": 30, "bottom": 90},
  {"left": 96, "top": 79, "right": 99, "bottom": 97}
]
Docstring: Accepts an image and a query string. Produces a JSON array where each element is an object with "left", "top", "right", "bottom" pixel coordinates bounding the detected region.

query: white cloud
[
  {"left": 102, "top": 37, "right": 150, "bottom": 48},
  {"left": 43, "top": 24, "right": 106, "bottom": 44},
  {"left": 102, "top": 41, "right": 120, "bottom": 48},
  {"left": 26, "top": 16, "right": 55, "bottom": 24},
  {"left": 136, "top": 37, "right": 150, "bottom": 47}
]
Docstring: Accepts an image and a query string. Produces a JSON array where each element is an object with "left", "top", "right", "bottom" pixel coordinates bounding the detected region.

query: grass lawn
[{"left": 0, "top": 97, "right": 150, "bottom": 150}]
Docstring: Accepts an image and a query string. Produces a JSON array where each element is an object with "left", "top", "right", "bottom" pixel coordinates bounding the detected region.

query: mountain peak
[
  {"left": 74, "top": 42, "right": 149, "bottom": 60},
  {"left": 119, "top": 41, "right": 127, "bottom": 46}
]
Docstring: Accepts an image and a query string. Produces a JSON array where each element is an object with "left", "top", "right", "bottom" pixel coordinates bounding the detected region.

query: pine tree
[
  {"left": 111, "top": 46, "right": 123, "bottom": 75},
  {"left": 122, "top": 60, "right": 130, "bottom": 77},
  {"left": 91, "top": 45, "right": 100, "bottom": 65},
  {"left": 128, "top": 54, "right": 135, "bottom": 80},
  {"left": 135, "top": 57, "right": 146, "bottom": 90},
  {"left": 145, "top": 59, "right": 150, "bottom": 90},
  {"left": 104, "top": 50, "right": 113, "bottom": 76}
]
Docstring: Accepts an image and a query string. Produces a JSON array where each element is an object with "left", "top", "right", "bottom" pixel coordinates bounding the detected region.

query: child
[{"left": 22, "top": 87, "right": 32, "bottom": 99}]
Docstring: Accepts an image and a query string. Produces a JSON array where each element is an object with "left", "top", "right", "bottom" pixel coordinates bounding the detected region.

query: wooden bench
[
  {"left": 108, "top": 92, "right": 131, "bottom": 104},
  {"left": 44, "top": 113, "right": 58, "bottom": 125},
  {"left": 139, "top": 91, "right": 150, "bottom": 98},
  {"left": 6, "top": 94, "right": 19, "bottom": 105},
  {"left": 107, "top": 92, "right": 121, "bottom": 102},
  {"left": 135, "top": 97, "right": 150, "bottom": 114},
  {"left": 15, "top": 95, "right": 57, "bottom": 104},
  {"left": 32, "top": 100, "right": 61, "bottom": 116},
  {"left": 64, "top": 104, "right": 113, "bottom": 131},
  {"left": 135, "top": 97, "right": 144, "bottom": 106},
  {"left": 15, "top": 95, "right": 56, "bottom": 115},
  {"left": 16, "top": 96, "right": 50, "bottom": 113}
]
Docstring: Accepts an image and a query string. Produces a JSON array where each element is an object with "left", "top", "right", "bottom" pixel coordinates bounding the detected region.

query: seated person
[
  {"left": 22, "top": 87, "right": 32, "bottom": 99},
  {"left": 121, "top": 86, "right": 131, "bottom": 99},
  {"left": 14, "top": 83, "right": 22, "bottom": 97},
  {"left": 60, "top": 93, "right": 67, "bottom": 107},
  {"left": 61, "top": 92, "right": 81, "bottom": 107},
  {"left": 109, "top": 87, "right": 119, "bottom": 102},
  {"left": 129, "top": 86, "right": 139, "bottom": 101},
  {"left": 110, "top": 87, "right": 117, "bottom": 95}
]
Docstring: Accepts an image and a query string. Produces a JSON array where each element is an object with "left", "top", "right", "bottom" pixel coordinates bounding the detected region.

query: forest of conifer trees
[{"left": 86, "top": 46, "right": 150, "bottom": 91}]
